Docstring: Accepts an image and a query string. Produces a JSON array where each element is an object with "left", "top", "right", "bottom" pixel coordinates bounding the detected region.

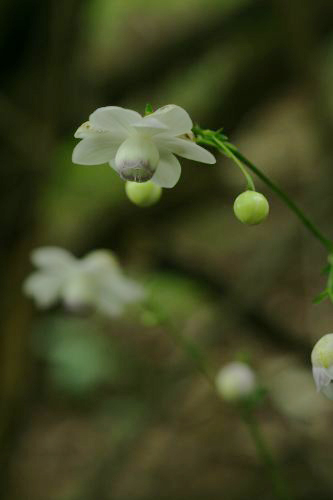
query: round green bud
[
  {"left": 311, "top": 333, "right": 333, "bottom": 369},
  {"left": 125, "top": 181, "right": 162, "bottom": 207},
  {"left": 233, "top": 190, "right": 269, "bottom": 225}
]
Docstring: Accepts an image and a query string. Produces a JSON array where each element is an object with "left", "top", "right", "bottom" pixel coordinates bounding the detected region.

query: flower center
[{"left": 115, "top": 136, "right": 159, "bottom": 183}]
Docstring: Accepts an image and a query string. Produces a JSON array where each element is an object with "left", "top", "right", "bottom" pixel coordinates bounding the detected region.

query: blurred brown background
[{"left": 1, "top": 0, "right": 333, "bottom": 498}]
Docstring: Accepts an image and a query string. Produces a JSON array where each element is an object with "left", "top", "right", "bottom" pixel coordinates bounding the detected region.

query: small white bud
[
  {"left": 311, "top": 333, "right": 333, "bottom": 400},
  {"left": 215, "top": 362, "right": 257, "bottom": 402},
  {"left": 115, "top": 136, "right": 159, "bottom": 182}
]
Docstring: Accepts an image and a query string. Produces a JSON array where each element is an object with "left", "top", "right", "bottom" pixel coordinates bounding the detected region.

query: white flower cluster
[
  {"left": 23, "top": 247, "right": 144, "bottom": 317},
  {"left": 72, "top": 104, "right": 216, "bottom": 188}
]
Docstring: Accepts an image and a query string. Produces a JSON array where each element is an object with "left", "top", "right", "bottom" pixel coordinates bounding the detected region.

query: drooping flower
[
  {"left": 311, "top": 333, "right": 333, "bottom": 400},
  {"left": 72, "top": 105, "right": 216, "bottom": 188},
  {"left": 215, "top": 362, "right": 257, "bottom": 402},
  {"left": 23, "top": 247, "right": 144, "bottom": 317}
]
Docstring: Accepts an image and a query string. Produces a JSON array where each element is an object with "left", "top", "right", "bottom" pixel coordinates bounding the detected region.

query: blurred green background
[{"left": 1, "top": 0, "right": 333, "bottom": 498}]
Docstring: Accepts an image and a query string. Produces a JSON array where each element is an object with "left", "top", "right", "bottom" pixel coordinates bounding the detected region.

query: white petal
[
  {"left": 322, "top": 383, "right": 333, "bottom": 400},
  {"left": 74, "top": 121, "right": 108, "bottom": 138},
  {"left": 149, "top": 105, "right": 193, "bottom": 136},
  {"left": 31, "top": 247, "right": 75, "bottom": 271},
  {"left": 62, "top": 273, "right": 96, "bottom": 308},
  {"left": 95, "top": 273, "right": 144, "bottom": 317},
  {"left": 23, "top": 272, "right": 62, "bottom": 308},
  {"left": 89, "top": 106, "right": 141, "bottom": 133},
  {"left": 312, "top": 366, "right": 331, "bottom": 391},
  {"left": 72, "top": 135, "right": 123, "bottom": 165},
  {"left": 151, "top": 152, "right": 181, "bottom": 188},
  {"left": 109, "top": 160, "right": 118, "bottom": 172},
  {"left": 130, "top": 117, "right": 169, "bottom": 136},
  {"left": 81, "top": 250, "right": 118, "bottom": 274},
  {"left": 156, "top": 136, "right": 216, "bottom": 164},
  {"left": 112, "top": 275, "right": 145, "bottom": 303}
]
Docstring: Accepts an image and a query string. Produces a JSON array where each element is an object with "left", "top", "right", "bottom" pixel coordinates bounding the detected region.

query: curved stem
[
  {"left": 195, "top": 128, "right": 333, "bottom": 252},
  {"left": 214, "top": 137, "right": 256, "bottom": 191},
  {"left": 241, "top": 407, "right": 293, "bottom": 500},
  {"left": 159, "top": 316, "right": 293, "bottom": 500},
  {"left": 232, "top": 147, "right": 333, "bottom": 252}
]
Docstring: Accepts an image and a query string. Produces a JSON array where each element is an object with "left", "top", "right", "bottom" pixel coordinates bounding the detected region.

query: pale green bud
[
  {"left": 311, "top": 334, "right": 333, "bottom": 400},
  {"left": 215, "top": 362, "right": 256, "bottom": 402},
  {"left": 125, "top": 181, "right": 162, "bottom": 207},
  {"left": 233, "top": 191, "right": 269, "bottom": 225},
  {"left": 115, "top": 136, "right": 159, "bottom": 182}
]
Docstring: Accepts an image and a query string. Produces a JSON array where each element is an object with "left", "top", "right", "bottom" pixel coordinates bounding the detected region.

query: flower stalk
[
  {"left": 241, "top": 406, "right": 293, "bottom": 500},
  {"left": 194, "top": 127, "right": 333, "bottom": 253},
  {"left": 148, "top": 310, "right": 293, "bottom": 500}
]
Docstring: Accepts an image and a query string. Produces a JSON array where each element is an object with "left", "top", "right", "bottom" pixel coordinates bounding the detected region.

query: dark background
[{"left": 1, "top": 0, "right": 333, "bottom": 498}]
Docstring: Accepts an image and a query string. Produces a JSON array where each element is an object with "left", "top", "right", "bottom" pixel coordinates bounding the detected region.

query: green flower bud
[
  {"left": 233, "top": 190, "right": 269, "bottom": 225},
  {"left": 125, "top": 181, "right": 162, "bottom": 207},
  {"left": 311, "top": 334, "right": 333, "bottom": 400}
]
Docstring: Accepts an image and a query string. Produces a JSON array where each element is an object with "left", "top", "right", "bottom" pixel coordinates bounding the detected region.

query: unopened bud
[
  {"left": 125, "top": 180, "right": 162, "bottom": 207},
  {"left": 233, "top": 191, "right": 269, "bottom": 225},
  {"left": 311, "top": 333, "right": 333, "bottom": 400},
  {"left": 215, "top": 362, "right": 257, "bottom": 402}
]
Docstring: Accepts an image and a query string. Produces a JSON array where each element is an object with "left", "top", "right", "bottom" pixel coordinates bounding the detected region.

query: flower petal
[
  {"left": 95, "top": 272, "right": 145, "bottom": 317},
  {"left": 74, "top": 121, "right": 108, "bottom": 138},
  {"left": 81, "top": 250, "right": 118, "bottom": 273},
  {"left": 72, "top": 135, "right": 123, "bottom": 165},
  {"left": 23, "top": 272, "right": 62, "bottom": 308},
  {"left": 130, "top": 117, "right": 169, "bottom": 136},
  {"left": 31, "top": 247, "right": 75, "bottom": 271},
  {"left": 151, "top": 152, "right": 181, "bottom": 188},
  {"left": 90, "top": 106, "right": 141, "bottom": 133},
  {"left": 156, "top": 136, "right": 216, "bottom": 164},
  {"left": 149, "top": 105, "right": 192, "bottom": 136}
]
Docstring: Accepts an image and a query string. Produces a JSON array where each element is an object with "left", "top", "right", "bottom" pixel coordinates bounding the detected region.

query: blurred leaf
[
  {"left": 37, "top": 141, "right": 125, "bottom": 243},
  {"left": 143, "top": 271, "right": 211, "bottom": 324},
  {"left": 313, "top": 289, "right": 329, "bottom": 304},
  {"left": 33, "top": 316, "right": 120, "bottom": 395}
]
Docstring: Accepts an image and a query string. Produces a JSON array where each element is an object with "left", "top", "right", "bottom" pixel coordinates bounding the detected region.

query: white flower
[
  {"left": 215, "top": 362, "right": 257, "bottom": 401},
  {"left": 23, "top": 247, "right": 144, "bottom": 317},
  {"left": 72, "top": 104, "right": 216, "bottom": 188},
  {"left": 311, "top": 333, "right": 333, "bottom": 400}
]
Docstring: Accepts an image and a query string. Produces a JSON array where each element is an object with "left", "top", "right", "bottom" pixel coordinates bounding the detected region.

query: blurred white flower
[
  {"left": 72, "top": 104, "right": 216, "bottom": 188},
  {"left": 311, "top": 333, "right": 333, "bottom": 400},
  {"left": 215, "top": 362, "right": 257, "bottom": 402},
  {"left": 23, "top": 247, "right": 144, "bottom": 316}
]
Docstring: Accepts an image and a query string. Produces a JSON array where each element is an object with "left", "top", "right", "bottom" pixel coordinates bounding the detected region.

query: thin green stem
[
  {"left": 232, "top": 147, "right": 333, "bottom": 252},
  {"left": 164, "top": 320, "right": 215, "bottom": 387},
  {"left": 214, "top": 137, "right": 256, "bottom": 191},
  {"left": 160, "top": 318, "right": 293, "bottom": 500},
  {"left": 195, "top": 128, "right": 333, "bottom": 252},
  {"left": 241, "top": 407, "right": 293, "bottom": 500}
]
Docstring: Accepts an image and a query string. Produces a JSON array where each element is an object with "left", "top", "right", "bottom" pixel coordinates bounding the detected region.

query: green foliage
[
  {"left": 142, "top": 271, "right": 212, "bottom": 325},
  {"left": 32, "top": 316, "right": 120, "bottom": 395},
  {"left": 314, "top": 255, "right": 333, "bottom": 305},
  {"left": 144, "top": 103, "right": 154, "bottom": 115},
  {"left": 38, "top": 141, "right": 125, "bottom": 242}
]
